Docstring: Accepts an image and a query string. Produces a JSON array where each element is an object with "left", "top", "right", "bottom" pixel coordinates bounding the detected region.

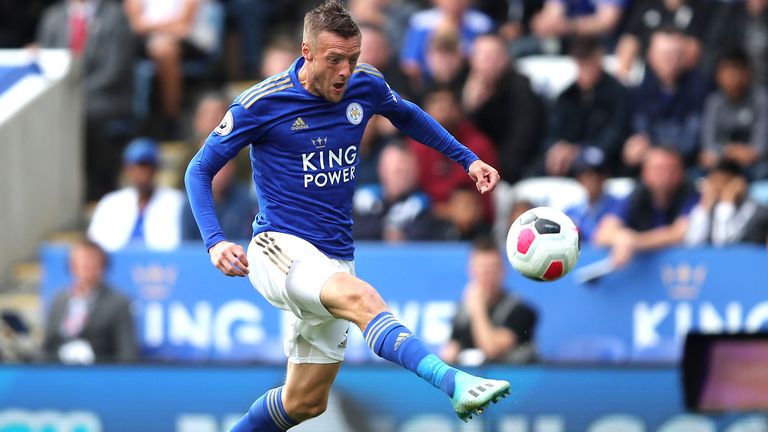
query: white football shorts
[{"left": 246, "top": 231, "right": 353, "bottom": 364}]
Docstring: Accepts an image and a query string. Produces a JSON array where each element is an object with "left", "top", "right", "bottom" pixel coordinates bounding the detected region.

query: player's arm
[
  {"left": 375, "top": 80, "right": 500, "bottom": 194},
  {"left": 184, "top": 104, "right": 258, "bottom": 277}
]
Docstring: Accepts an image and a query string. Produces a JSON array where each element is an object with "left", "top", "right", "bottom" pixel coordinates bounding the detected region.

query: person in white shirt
[
  {"left": 686, "top": 159, "right": 768, "bottom": 247},
  {"left": 88, "top": 137, "right": 184, "bottom": 251}
]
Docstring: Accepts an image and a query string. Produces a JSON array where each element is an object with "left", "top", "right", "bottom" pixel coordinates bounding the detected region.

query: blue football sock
[
  {"left": 229, "top": 386, "right": 297, "bottom": 432},
  {"left": 364, "top": 311, "right": 457, "bottom": 397}
]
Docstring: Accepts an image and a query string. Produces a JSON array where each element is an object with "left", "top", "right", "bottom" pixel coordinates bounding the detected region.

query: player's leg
[
  {"left": 229, "top": 361, "right": 340, "bottom": 431},
  {"left": 319, "top": 273, "right": 511, "bottom": 421}
]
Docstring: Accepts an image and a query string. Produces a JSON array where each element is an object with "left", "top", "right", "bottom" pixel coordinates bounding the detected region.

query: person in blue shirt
[
  {"left": 531, "top": 0, "right": 626, "bottom": 41},
  {"left": 594, "top": 146, "right": 698, "bottom": 268},
  {"left": 564, "top": 150, "right": 620, "bottom": 244},
  {"left": 184, "top": 2, "right": 505, "bottom": 431}
]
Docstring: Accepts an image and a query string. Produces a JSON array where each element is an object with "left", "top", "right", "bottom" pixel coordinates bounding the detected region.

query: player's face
[{"left": 304, "top": 31, "right": 361, "bottom": 103}]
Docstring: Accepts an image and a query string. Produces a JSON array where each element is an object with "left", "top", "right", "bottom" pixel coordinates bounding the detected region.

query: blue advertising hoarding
[
  {"left": 40, "top": 243, "right": 768, "bottom": 363},
  {"left": 0, "top": 365, "right": 765, "bottom": 432}
]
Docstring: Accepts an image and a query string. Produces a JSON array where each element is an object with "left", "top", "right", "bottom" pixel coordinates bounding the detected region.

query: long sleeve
[
  {"left": 701, "top": 94, "right": 722, "bottom": 154},
  {"left": 684, "top": 204, "right": 712, "bottom": 246},
  {"left": 381, "top": 96, "right": 479, "bottom": 171},
  {"left": 184, "top": 103, "right": 261, "bottom": 251},
  {"left": 749, "top": 90, "right": 768, "bottom": 158},
  {"left": 113, "top": 295, "right": 138, "bottom": 362}
]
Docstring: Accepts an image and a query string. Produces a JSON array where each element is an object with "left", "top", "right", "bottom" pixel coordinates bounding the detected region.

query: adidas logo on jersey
[
  {"left": 291, "top": 117, "right": 309, "bottom": 130},
  {"left": 393, "top": 332, "right": 412, "bottom": 351}
]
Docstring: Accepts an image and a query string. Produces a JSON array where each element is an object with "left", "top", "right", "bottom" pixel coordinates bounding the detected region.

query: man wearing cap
[{"left": 88, "top": 137, "right": 184, "bottom": 252}]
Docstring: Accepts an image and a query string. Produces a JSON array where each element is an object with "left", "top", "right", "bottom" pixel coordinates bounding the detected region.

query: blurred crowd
[{"left": 4, "top": 0, "right": 768, "bottom": 364}]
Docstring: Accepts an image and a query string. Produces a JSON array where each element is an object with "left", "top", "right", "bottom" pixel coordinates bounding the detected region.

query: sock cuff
[
  {"left": 266, "top": 387, "right": 297, "bottom": 431},
  {"left": 364, "top": 311, "right": 404, "bottom": 352}
]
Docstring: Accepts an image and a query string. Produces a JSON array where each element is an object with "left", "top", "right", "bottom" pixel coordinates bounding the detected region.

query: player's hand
[
  {"left": 468, "top": 160, "right": 500, "bottom": 195},
  {"left": 209, "top": 241, "right": 249, "bottom": 277}
]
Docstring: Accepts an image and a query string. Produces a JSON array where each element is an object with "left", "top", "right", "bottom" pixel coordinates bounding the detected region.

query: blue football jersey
[{"left": 186, "top": 57, "right": 478, "bottom": 260}]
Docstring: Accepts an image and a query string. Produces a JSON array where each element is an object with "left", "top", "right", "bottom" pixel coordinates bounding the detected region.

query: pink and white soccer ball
[{"left": 506, "top": 206, "right": 580, "bottom": 281}]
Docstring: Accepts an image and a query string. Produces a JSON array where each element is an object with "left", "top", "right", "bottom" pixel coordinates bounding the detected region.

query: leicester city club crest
[{"left": 346, "top": 102, "right": 363, "bottom": 125}]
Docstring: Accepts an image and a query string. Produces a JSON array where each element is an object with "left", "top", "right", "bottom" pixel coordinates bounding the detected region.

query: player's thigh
[{"left": 283, "top": 360, "right": 342, "bottom": 414}]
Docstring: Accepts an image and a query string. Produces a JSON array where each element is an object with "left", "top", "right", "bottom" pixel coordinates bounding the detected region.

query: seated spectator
[
  {"left": 430, "top": 186, "right": 492, "bottom": 241},
  {"left": 259, "top": 37, "right": 299, "bottom": 79},
  {"left": 356, "top": 23, "right": 411, "bottom": 184},
  {"left": 124, "top": 0, "right": 209, "bottom": 127},
  {"left": 685, "top": 159, "right": 768, "bottom": 246},
  {"left": 595, "top": 146, "right": 698, "bottom": 267},
  {"left": 531, "top": 0, "right": 626, "bottom": 41},
  {"left": 43, "top": 240, "right": 137, "bottom": 364},
  {"left": 400, "top": 0, "right": 493, "bottom": 86},
  {"left": 353, "top": 143, "right": 433, "bottom": 242},
  {"left": 623, "top": 28, "right": 711, "bottom": 172},
  {"left": 462, "top": 34, "right": 545, "bottom": 184},
  {"left": 409, "top": 86, "right": 498, "bottom": 220},
  {"left": 564, "top": 152, "right": 619, "bottom": 243},
  {"left": 418, "top": 23, "right": 470, "bottom": 96},
  {"left": 700, "top": 50, "right": 768, "bottom": 179},
  {"left": 441, "top": 237, "right": 537, "bottom": 365},
  {"left": 192, "top": 92, "right": 230, "bottom": 147},
  {"left": 88, "top": 138, "right": 185, "bottom": 252},
  {"left": 615, "top": 0, "right": 707, "bottom": 81},
  {"left": 708, "top": 0, "right": 768, "bottom": 87},
  {"left": 181, "top": 157, "right": 257, "bottom": 242},
  {"left": 545, "top": 36, "right": 631, "bottom": 177},
  {"left": 37, "top": 0, "right": 135, "bottom": 201}
]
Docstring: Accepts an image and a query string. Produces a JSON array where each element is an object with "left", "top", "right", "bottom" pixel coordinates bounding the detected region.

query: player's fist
[
  {"left": 209, "top": 241, "right": 249, "bottom": 277},
  {"left": 468, "top": 160, "right": 500, "bottom": 195}
]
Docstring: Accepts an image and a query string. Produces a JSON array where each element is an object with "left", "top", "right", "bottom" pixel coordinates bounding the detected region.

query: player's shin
[
  {"left": 363, "top": 311, "right": 457, "bottom": 397},
  {"left": 229, "top": 387, "right": 297, "bottom": 432}
]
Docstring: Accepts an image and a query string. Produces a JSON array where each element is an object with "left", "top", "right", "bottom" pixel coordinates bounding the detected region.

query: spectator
[
  {"left": 462, "top": 34, "right": 545, "bottom": 184},
  {"left": 623, "top": 28, "right": 711, "bottom": 172},
  {"left": 686, "top": 159, "right": 768, "bottom": 246},
  {"left": 181, "top": 157, "right": 257, "bottom": 242},
  {"left": 259, "top": 37, "right": 299, "bottom": 79},
  {"left": 43, "top": 240, "right": 137, "bottom": 364},
  {"left": 410, "top": 86, "right": 498, "bottom": 220},
  {"left": 545, "top": 36, "right": 631, "bottom": 177},
  {"left": 124, "top": 0, "right": 209, "bottom": 127},
  {"left": 531, "top": 0, "right": 626, "bottom": 41},
  {"left": 348, "top": 0, "right": 419, "bottom": 55},
  {"left": 564, "top": 152, "right": 619, "bottom": 243},
  {"left": 192, "top": 92, "right": 229, "bottom": 146},
  {"left": 353, "top": 143, "right": 433, "bottom": 242},
  {"left": 700, "top": 50, "right": 768, "bottom": 179},
  {"left": 37, "top": 0, "right": 135, "bottom": 201},
  {"left": 356, "top": 23, "right": 408, "bottom": 184},
  {"left": 615, "top": 0, "right": 708, "bottom": 80},
  {"left": 223, "top": 0, "right": 272, "bottom": 79},
  {"left": 359, "top": 23, "right": 411, "bottom": 97},
  {"left": 419, "top": 23, "right": 470, "bottom": 95},
  {"left": 88, "top": 138, "right": 185, "bottom": 252},
  {"left": 400, "top": 0, "right": 494, "bottom": 85},
  {"left": 708, "top": 0, "right": 768, "bottom": 86},
  {"left": 595, "top": 146, "right": 698, "bottom": 267},
  {"left": 430, "top": 186, "right": 492, "bottom": 241},
  {"left": 441, "top": 237, "right": 537, "bottom": 365}
]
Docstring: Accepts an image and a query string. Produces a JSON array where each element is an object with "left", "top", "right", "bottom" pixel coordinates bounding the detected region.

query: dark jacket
[
  {"left": 43, "top": 285, "right": 137, "bottom": 363},
  {"left": 467, "top": 69, "right": 546, "bottom": 183},
  {"left": 37, "top": 0, "right": 135, "bottom": 118},
  {"left": 549, "top": 72, "right": 632, "bottom": 174}
]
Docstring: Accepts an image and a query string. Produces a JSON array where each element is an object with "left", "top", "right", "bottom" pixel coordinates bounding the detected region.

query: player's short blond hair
[{"left": 303, "top": 0, "right": 360, "bottom": 46}]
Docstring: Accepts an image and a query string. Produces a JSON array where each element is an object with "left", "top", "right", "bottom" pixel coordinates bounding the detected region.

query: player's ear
[{"left": 301, "top": 41, "right": 312, "bottom": 61}]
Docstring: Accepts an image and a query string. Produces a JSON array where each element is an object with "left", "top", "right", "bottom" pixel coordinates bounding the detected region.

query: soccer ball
[{"left": 506, "top": 206, "right": 580, "bottom": 281}]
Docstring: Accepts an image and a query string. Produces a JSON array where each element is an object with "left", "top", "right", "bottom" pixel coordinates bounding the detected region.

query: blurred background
[{"left": 2, "top": 0, "right": 768, "bottom": 430}]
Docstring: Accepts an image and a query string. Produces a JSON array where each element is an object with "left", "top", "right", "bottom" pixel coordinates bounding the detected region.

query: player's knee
[
  {"left": 284, "top": 394, "right": 327, "bottom": 420},
  {"left": 335, "top": 275, "right": 385, "bottom": 313}
]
